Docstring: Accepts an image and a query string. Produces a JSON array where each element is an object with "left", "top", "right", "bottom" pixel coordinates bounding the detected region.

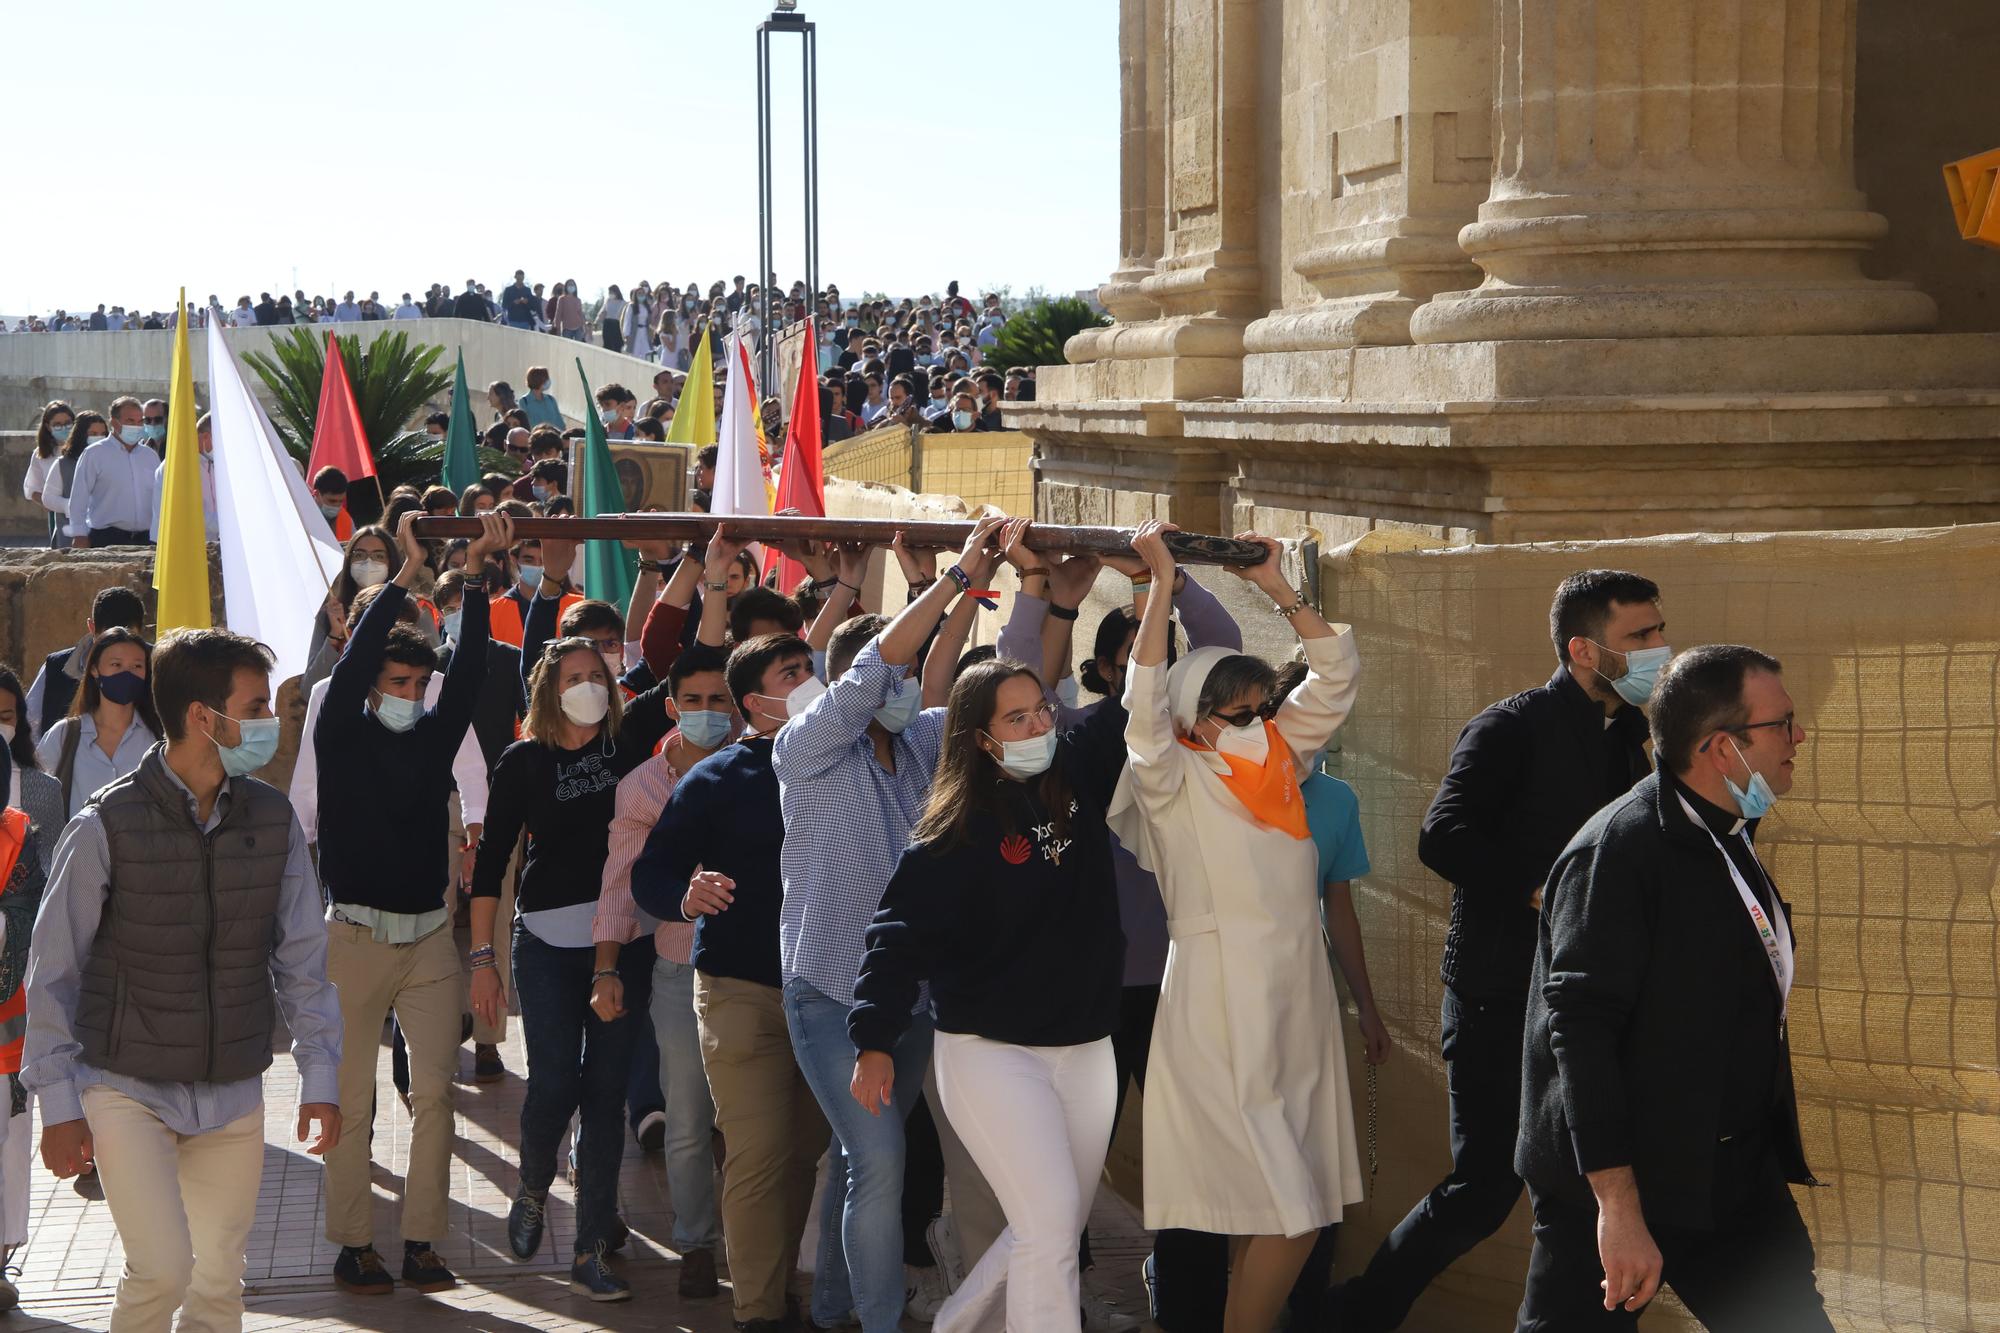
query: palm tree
[
  {"left": 980, "top": 297, "right": 1110, "bottom": 372},
  {"left": 242, "top": 327, "right": 454, "bottom": 466}
]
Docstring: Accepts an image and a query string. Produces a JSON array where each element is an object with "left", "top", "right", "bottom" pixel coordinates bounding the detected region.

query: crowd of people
[
  {"left": 5, "top": 274, "right": 1017, "bottom": 385},
  {"left": 0, "top": 448, "right": 1835, "bottom": 1333},
  {"left": 21, "top": 332, "right": 1035, "bottom": 556}
]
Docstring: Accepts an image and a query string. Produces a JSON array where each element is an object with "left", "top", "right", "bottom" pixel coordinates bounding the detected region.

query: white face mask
[
  {"left": 600, "top": 649, "right": 625, "bottom": 680},
  {"left": 0, "top": 722, "right": 14, "bottom": 745},
  {"left": 987, "top": 729, "right": 1056, "bottom": 781},
  {"left": 560, "top": 681, "right": 611, "bottom": 726},
  {"left": 350, "top": 559, "right": 389, "bottom": 588},
  {"left": 753, "top": 675, "right": 826, "bottom": 727},
  {"left": 1212, "top": 718, "right": 1270, "bottom": 766}
]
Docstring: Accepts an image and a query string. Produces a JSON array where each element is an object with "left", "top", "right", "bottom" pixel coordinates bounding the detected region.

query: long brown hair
[
  {"left": 331, "top": 525, "right": 402, "bottom": 610},
  {"left": 911, "top": 659, "right": 1070, "bottom": 851},
  {"left": 523, "top": 638, "right": 624, "bottom": 747},
  {"left": 69, "top": 628, "right": 165, "bottom": 739},
  {"left": 34, "top": 400, "right": 74, "bottom": 459}
]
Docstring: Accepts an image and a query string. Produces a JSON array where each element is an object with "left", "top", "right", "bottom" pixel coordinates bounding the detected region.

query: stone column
[
  {"left": 1056, "top": 0, "right": 1262, "bottom": 400},
  {"left": 1243, "top": 0, "right": 1493, "bottom": 391},
  {"left": 1411, "top": 0, "right": 1937, "bottom": 343},
  {"left": 1070, "top": 0, "right": 1166, "bottom": 364}
]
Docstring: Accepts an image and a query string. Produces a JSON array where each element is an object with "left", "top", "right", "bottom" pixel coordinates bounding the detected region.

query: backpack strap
[{"left": 55, "top": 721, "right": 82, "bottom": 815}]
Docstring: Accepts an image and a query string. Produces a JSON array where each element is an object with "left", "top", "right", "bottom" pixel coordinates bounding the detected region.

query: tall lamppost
[{"left": 756, "top": 2, "right": 818, "bottom": 397}]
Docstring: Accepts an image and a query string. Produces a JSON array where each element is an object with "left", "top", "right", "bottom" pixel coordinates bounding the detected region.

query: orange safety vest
[
  {"left": 0, "top": 808, "right": 32, "bottom": 1075},
  {"left": 488, "top": 591, "right": 584, "bottom": 649}
]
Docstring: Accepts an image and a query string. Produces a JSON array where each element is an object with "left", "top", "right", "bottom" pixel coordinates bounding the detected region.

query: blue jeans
[
  {"left": 783, "top": 977, "right": 933, "bottom": 1333},
  {"left": 650, "top": 958, "right": 720, "bottom": 1251},
  {"left": 622, "top": 953, "right": 665, "bottom": 1131},
  {"left": 512, "top": 926, "right": 649, "bottom": 1253}
]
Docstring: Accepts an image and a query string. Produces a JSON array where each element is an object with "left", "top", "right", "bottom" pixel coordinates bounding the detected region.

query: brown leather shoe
[
  {"left": 474, "top": 1044, "right": 504, "bottom": 1083},
  {"left": 678, "top": 1246, "right": 720, "bottom": 1299}
]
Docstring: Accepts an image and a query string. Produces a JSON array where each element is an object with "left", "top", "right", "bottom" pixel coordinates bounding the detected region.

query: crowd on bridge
[
  {"left": 6, "top": 273, "right": 1016, "bottom": 381},
  {"left": 0, "top": 413, "right": 1838, "bottom": 1333}
]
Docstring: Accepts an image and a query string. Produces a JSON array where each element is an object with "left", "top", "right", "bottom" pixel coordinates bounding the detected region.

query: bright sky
[{"left": 8, "top": 0, "right": 1118, "bottom": 316}]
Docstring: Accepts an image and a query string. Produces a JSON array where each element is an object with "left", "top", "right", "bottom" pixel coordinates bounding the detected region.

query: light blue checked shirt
[{"left": 772, "top": 637, "right": 946, "bottom": 1006}]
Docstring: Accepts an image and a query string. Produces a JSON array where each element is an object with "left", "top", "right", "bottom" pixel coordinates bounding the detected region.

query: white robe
[{"left": 1108, "top": 630, "right": 1365, "bottom": 1236}]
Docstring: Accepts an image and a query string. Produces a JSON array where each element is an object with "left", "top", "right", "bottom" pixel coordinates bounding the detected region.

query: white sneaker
[
  {"left": 925, "top": 1214, "right": 966, "bottom": 1290},
  {"left": 905, "top": 1263, "right": 951, "bottom": 1323},
  {"left": 1080, "top": 1269, "right": 1144, "bottom": 1333}
]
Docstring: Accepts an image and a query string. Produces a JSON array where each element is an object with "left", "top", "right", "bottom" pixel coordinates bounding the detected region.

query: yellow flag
[
  {"left": 665, "top": 323, "right": 717, "bottom": 447},
  {"left": 153, "top": 286, "right": 213, "bottom": 630}
]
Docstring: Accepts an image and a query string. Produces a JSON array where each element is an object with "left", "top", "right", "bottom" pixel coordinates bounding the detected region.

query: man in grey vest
[{"left": 23, "top": 627, "right": 342, "bottom": 1333}]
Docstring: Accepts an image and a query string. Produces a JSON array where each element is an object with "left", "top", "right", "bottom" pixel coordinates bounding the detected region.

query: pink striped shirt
[{"left": 595, "top": 744, "right": 696, "bottom": 963}]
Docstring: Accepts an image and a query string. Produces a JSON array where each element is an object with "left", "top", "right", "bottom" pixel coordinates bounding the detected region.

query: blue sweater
[{"left": 631, "top": 735, "right": 786, "bottom": 988}]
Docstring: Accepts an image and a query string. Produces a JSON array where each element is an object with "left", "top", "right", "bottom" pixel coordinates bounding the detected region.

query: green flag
[
  {"left": 575, "top": 360, "right": 636, "bottom": 607},
  {"left": 442, "top": 349, "right": 479, "bottom": 493}
]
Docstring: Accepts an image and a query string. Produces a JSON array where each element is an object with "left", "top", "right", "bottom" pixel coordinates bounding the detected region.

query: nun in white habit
[{"left": 1106, "top": 521, "right": 1364, "bottom": 1333}]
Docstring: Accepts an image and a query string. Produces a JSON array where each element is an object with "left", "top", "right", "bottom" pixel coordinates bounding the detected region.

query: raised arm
[
  {"left": 425, "top": 512, "right": 508, "bottom": 738},
  {"left": 917, "top": 524, "right": 1009, "bottom": 706},
  {"left": 1223, "top": 533, "right": 1357, "bottom": 758},
  {"left": 1121, "top": 520, "right": 1186, "bottom": 799},
  {"left": 807, "top": 542, "right": 871, "bottom": 656}
]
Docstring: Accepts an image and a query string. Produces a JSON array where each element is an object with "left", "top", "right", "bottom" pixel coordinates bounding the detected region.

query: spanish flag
[{"left": 154, "top": 286, "right": 212, "bottom": 630}]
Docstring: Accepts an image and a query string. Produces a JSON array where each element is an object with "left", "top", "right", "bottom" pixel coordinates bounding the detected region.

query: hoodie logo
[{"left": 998, "top": 835, "right": 1031, "bottom": 865}]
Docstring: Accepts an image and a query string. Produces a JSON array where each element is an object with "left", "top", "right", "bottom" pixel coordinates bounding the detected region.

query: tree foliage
[
  {"left": 980, "top": 297, "right": 1110, "bottom": 372},
  {"left": 241, "top": 327, "right": 453, "bottom": 467}
]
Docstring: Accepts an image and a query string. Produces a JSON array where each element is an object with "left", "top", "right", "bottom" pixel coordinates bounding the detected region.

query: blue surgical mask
[
  {"left": 50, "top": 424, "right": 71, "bottom": 442},
  {"left": 517, "top": 563, "right": 544, "bottom": 588},
  {"left": 441, "top": 609, "right": 463, "bottom": 641},
  {"left": 142, "top": 423, "right": 166, "bottom": 442},
  {"left": 211, "top": 714, "right": 281, "bottom": 777},
  {"left": 1723, "top": 738, "right": 1776, "bottom": 820},
  {"left": 1599, "top": 643, "right": 1673, "bottom": 707},
  {"left": 373, "top": 692, "right": 425, "bottom": 733},
  {"left": 874, "top": 676, "right": 923, "bottom": 734},
  {"left": 531, "top": 483, "right": 551, "bottom": 502},
  {"left": 951, "top": 410, "right": 975, "bottom": 431},
  {"left": 676, "top": 708, "right": 733, "bottom": 749},
  {"left": 116, "top": 424, "right": 147, "bottom": 447}
]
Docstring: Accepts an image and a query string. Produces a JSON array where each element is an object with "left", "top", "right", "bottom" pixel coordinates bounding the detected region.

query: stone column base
[{"left": 1021, "top": 333, "right": 2000, "bottom": 546}]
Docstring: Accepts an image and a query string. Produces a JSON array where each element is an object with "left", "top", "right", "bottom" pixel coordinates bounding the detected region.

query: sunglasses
[
  {"left": 1209, "top": 699, "right": 1279, "bottom": 729},
  {"left": 142, "top": 415, "right": 166, "bottom": 425}
]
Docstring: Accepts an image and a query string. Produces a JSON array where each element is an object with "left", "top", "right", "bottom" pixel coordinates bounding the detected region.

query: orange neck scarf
[{"left": 1180, "top": 720, "right": 1309, "bottom": 839}]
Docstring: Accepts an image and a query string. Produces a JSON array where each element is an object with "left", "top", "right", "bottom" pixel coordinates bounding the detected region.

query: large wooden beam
[{"left": 411, "top": 512, "right": 1267, "bottom": 567}]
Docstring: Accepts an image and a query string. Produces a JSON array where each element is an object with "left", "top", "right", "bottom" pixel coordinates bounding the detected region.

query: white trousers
[
  {"left": 931, "top": 1032, "right": 1116, "bottom": 1333},
  {"left": 0, "top": 1097, "right": 29, "bottom": 1249},
  {"left": 84, "top": 1087, "right": 265, "bottom": 1333}
]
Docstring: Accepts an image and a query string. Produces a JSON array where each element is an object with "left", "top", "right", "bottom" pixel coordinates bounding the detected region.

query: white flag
[
  {"left": 206, "top": 311, "right": 343, "bottom": 687},
  {"left": 712, "top": 329, "right": 770, "bottom": 519}
]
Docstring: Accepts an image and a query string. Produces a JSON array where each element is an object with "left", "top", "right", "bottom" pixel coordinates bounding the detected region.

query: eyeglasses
[
  {"left": 996, "top": 702, "right": 1057, "bottom": 729},
  {"left": 142, "top": 415, "right": 166, "bottom": 425},
  {"left": 1732, "top": 713, "right": 1795, "bottom": 737}
]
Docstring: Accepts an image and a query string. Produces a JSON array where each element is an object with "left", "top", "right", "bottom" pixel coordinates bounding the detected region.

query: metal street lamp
[{"left": 756, "top": 5, "right": 818, "bottom": 396}]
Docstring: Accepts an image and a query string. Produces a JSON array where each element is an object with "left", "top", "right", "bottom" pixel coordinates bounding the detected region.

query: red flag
[
  {"left": 308, "top": 333, "right": 377, "bottom": 481},
  {"left": 773, "top": 321, "right": 827, "bottom": 595}
]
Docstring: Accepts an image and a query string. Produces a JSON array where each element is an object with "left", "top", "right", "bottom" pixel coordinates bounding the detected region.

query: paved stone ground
[{"left": 5, "top": 1021, "right": 1159, "bottom": 1332}]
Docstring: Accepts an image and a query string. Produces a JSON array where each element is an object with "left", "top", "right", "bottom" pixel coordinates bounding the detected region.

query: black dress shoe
[{"left": 506, "top": 1192, "right": 546, "bottom": 1261}]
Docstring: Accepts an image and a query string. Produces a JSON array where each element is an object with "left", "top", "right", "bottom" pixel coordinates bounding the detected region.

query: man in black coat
[
  {"left": 1332, "top": 571, "right": 1667, "bottom": 1330},
  {"left": 1514, "top": 644, "right": 1828, "bottom": 1330}
]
